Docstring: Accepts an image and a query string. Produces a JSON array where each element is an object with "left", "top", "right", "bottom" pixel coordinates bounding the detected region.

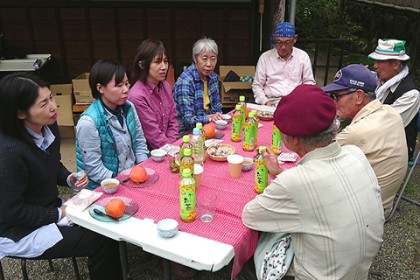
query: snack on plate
[
  {"left": 207, "top": 144, "right": 235, "bottom": 161},
  {"left": 257, "top": 111, "right": 274, "bottom": 120}
]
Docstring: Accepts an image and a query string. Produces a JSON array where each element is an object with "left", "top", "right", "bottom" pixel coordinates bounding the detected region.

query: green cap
[
  {"left": 184, "top": 148, "right": 192, "bottom": 156},
  {"left": 196, "top": 122, "right": 203, "bottom": 129},
  {"left": 249, "top": 111, "right": 255, "bottom": 118},
  {"left": 251, "top": 109, "right": 257, "bottom": 114},
  {"left": 235, "top": 105, "right": 242, "bottom": 110},
  {"left": 182, "top": 135, "right": 190, "bottom": 143},
  {"left": 182, "top": 168, "right": 192, "bottom": 178},
  {"left": 259, "top": 146, "right": 266, "bottom": 153},
  {"left": 239, "top": 96, "right": 245, "bottom": 102}
]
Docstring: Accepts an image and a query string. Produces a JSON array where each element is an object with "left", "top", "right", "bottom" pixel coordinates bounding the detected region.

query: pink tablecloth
[{"left": 108, "top": 117, "right": 298, "bottom": 279}]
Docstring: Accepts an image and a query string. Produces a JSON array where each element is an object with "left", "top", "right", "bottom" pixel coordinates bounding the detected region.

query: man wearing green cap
[{"left": 368, "top": 39, "right": 420, "bottom": 164}]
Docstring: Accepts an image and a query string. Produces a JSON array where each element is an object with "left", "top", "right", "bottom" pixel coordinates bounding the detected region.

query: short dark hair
[
  {"left": 0, "top": 73, "right": 49, "bottom": 140},
  {"left": 89, "top": 59, "right": 127, "bottom": 99},
  {"left": 131, "top": 39, "right": 167, "bottom": 84}
]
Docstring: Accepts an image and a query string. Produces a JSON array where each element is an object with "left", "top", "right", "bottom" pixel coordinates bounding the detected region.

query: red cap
[{"left": 274, "top": 85, "right": 336, "bottom": 137}]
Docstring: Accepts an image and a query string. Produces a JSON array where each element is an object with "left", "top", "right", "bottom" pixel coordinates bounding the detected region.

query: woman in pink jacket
[{"left": 128, "top": 39, "right": 179, "bottom": 150}]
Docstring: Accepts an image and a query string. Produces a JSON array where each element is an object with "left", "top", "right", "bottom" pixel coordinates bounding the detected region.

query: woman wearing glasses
[
  {"left": 76, "top": 59, "right": 149, "bottom": 190},
  {"left": 252, "top": 22, "right": 316, "bottom": 106}
]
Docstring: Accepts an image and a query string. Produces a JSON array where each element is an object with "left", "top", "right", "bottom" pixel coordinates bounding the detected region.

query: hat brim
[
  {"left": 321, "top": 83, "right": 350, "bottom": 93},
  {"left": 368, "top": 52, "right": 410, "bottom": 61}
]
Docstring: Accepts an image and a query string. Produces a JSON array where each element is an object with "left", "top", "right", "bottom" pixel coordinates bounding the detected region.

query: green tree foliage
[{"left": 295, "top": 0, "right": 365, "bottom": 47}]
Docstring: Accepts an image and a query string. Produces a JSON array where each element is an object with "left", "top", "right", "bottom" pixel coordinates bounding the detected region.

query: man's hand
[{"left": 262, "top": 148, "right": 283, "bottom": 178}]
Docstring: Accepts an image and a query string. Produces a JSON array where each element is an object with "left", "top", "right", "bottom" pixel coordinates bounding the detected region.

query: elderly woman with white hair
[{"left": 174, "top": 37, "right": 223, "bottom": 135}]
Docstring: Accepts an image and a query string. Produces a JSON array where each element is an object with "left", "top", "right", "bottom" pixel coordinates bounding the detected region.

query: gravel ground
[{"left": 1, "top": 140, "right": 419, "bottom": 280}]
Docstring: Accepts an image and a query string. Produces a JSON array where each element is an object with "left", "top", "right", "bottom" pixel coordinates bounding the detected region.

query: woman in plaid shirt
[{"left": 174, "top": 37, "right": 224, "bottom": 135}]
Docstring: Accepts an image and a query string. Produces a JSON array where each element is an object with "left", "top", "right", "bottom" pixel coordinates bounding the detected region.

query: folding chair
[
  {"left": 386, "top": 112, "right": 420, "bottom": 222},
  {"left": 0, "top": 257, "right": 80, "bottom": 280}
]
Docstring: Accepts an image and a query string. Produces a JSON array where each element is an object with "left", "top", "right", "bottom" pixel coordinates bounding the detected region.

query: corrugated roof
[{"left": 353, "top": 0, "right": 420, "bottom": 13}]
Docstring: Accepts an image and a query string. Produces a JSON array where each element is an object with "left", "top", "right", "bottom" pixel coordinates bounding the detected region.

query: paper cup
[
  {"left": 193, "top": 164, "right": 204, "bottom": 188},
  {"left": 227, "top": 154, "right": 244, "bottom": 179}
]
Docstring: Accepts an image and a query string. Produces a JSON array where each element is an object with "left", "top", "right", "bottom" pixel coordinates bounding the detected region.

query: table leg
[
  {"left": 162, "top": 258, "right": 171, "bottom": 280},
  {"left": 119, "top": 241, "right": 129, "bottom": 280}
]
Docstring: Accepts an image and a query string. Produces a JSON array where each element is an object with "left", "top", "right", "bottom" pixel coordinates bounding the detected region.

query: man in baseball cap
[
  {"left": 243, "top": 84, "right": 383, "bottom": 279},
  {"left": 252, "top": 22, "right": 315, "bottom": 106},
  {"left": 368, "top": 39, "right": 420, "bottom": 163},
  {"left": 323, "top": 64, "right": 407, "bottom": 216}
]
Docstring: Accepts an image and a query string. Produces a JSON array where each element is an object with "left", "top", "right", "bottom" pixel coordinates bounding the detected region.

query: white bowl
[
  {"left": 242, "top": 157, "right": 254, "bottom": 172},
  {"left": 151, "top": 149, "right": 166, "bottom": 162},
  {"left": 215, "top": 120, "right": 228, "bottom": 130},
  {"left": 157, "top": 219, "right": 179, "bottom": 238},
  {"left": 100, "top": 178, "right": 120, "bottom": 194},
  {"left": 222, "top": 114, "right": 232, "bottom": 123}
]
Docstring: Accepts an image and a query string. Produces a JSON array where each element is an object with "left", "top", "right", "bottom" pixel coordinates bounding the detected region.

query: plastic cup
[
  {"left": 197, "top": 193, "right": 217, "bottom": 223},
  {"left": 193, "top": 164, "right": 204, "bottom": 188},
  {"left": 227, "top": 154, "right": 244, "bottom": 179}
]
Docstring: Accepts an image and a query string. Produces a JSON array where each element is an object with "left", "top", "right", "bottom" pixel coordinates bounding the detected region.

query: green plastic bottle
[
  {"left": 179, "top": 135, "right": 193, "bottom": 159},
  {"left": 180, "top": 148, "right": 194, "bottom": 176},
  {"left": 231, "top": 105, "right": 243, "bottom": 142},
  {"left": 179, "top": 168, "right": 196, "bottom": 222},
  {"left": 251, "top": 109, "right": 259, "bottom": 147},
  {"left": 271, "top": 124, "right": 282, "bottom": 155},
  {"left": 255, "top": 146, "right": 268, "bottom": 194},
  {"left": 237, "top": 95, "right": 247, "bottom": 126},
  {"left": 243, "top": 111, "right": 256, "bottom": 152}
]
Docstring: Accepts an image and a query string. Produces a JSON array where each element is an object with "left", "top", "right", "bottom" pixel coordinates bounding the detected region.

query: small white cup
[
  {"left": 193, "top": 164, "right": 204, "bottom": 188},
  {"left": 227, "top": 154, "right": 244, "bottom": 179}
]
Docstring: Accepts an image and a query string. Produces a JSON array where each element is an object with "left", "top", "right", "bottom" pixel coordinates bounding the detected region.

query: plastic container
[
  {"left": 179, "top": 168, "right": 196, "bottom": 222},
  {"left": 192, "top": 128, "right": 204, "bottom": 166},
  {"left": 180, "top": 148, "right": 194, "bottom": 176},
  {"left": 179, "top": 135, "right": 193, "bottom": 159},
  {"left": 243, "top": 111, "right": 257, "bottom": 152},
  {"left": 271, "top": 124, "right": 282, "bottom": 155},
  {"left": 231, "top": 105, "right": 243, "bottom": 142},
  {"left": 254, "top": 146, "right": 268, "bottom": 194}
]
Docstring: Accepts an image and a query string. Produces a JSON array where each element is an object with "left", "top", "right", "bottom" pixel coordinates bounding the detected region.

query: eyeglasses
[
  {"left": 329, "top": 89, "right": 357, "bottom": 101},
  {"left": 274, "top": 40, "right": 294, "bottom": 47}
]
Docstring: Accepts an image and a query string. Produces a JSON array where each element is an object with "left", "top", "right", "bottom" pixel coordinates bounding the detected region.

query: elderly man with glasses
[
  {"left": 323, "top": 64, "right": 407, "bottom": 217},
  {"left": 252, "top": 22, "right": 315, "bottom": 106}
]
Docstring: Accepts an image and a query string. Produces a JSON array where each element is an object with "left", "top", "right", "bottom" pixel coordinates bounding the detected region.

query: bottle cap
[
  {"left": 196, "top": 122, "right": 203, "bottom": 129},
  {"left": 239, "top": 96, "right": 245, "bottom": 102},
  {"left": 259, "top": 146, "right": 266, "bottom": 153},
  {"left": 182, "top": 135, "right": 190, "bottom": 142},
  {"left": 249, "top": 111, "right": 255, "bottom": 118},
  {"left": 182, "top": 168, "right": 192, "bottom": 178},
  {"left": 235, "top": 104, "right": 242, "bottom": 110},
  {"left": 193, "top": 128, "right": 200, "bottom": 135},
  {"left": 184, "top": 148, "right": 192, "bottom": 156},
  {"left": 251, "top": 109, "right": 257, "bottom": 114}
]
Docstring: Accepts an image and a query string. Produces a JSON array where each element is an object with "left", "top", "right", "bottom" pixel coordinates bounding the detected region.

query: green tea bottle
[
  {"left": 237, "top": 95, "right": 247, "bottom": 125},
  {"left": 271, "top": 124, "right": 282, "bottom": 155},
  {"left": 231, "top": 104, "right": 243, "bottom": 142},
  {"left": 180, "top": 148, "right": 194, "bottom": 176},
  {"left": 179, "top": 135, "right": 193, "bottom": 159},
  {"left": 255, "top": 146, "right": 268, "bottom": 194},
  {"left": 179, "top": 168, "right": 196, "bottom": 222},
  {"left": 251, "top": 110, "right": 259, "bottom": 147},
  {"left": 243, "top": 111, "right": 256, "bottom": 152}
]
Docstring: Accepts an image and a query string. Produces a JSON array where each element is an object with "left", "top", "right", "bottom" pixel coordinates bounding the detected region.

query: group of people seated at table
[{"left": 0, "top": 19, "right": 419, "bottom": 280}]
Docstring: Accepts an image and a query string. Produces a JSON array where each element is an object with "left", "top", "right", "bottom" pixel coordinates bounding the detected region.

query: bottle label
[
  {"left": 254, "top": 158, "right": 268, "bottom": 194},
  {"left": 243, "top": 121, "right": 255, "bottom": 151},
  {"left": 231, "top": 113, "right": 242, "bottom": 142},
  {"left": 271, "top": 125, "right": 282, "bottom": 155},
  {"left": 180, "top": 179, "right": 196, "bottom": 222}
]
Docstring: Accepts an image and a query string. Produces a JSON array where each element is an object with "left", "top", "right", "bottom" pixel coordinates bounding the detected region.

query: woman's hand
[
  {"left": 60, "top": 205, "right": 67, "bottom": 218},
  {"left": 262, "top": 148, "right": 282, "bottom": 178},
  {"left": 207, "top": 113, "right": 224, "bottom": 123},
  {"left": 70, "top": 171, "right": 88, "bottom": 189}
]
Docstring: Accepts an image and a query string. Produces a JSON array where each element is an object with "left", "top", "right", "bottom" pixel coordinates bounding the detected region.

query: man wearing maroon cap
[
  {"left": 323, "top": 64, "right": 407, "bottom": 216},
  {"left": 242, "top": 85, "right": 383, "bottom": 279}
]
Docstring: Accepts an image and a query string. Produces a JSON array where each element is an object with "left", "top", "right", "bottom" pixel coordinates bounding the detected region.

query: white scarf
[{"left": 375, "top": 65, "right": 409, "bottom": 102}]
